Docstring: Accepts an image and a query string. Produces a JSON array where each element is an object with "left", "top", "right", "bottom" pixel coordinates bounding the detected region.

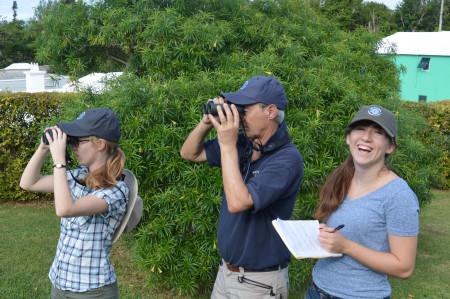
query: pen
[{"left": 331, "top": 224, "right": 345, "bottom": 233}]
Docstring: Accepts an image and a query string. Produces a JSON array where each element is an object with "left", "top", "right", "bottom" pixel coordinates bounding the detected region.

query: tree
[
  {"left": 0, "top": 20, "right": 35, "bottom": 68},
  {"left": 360, "top": 2, "right": 396, "bottom": 34},
  {"left": 31, "top": 0, "right": 251, "bottom": 77},
  {"left": 393, "top": 0, "right": 449, "bottom": 31},
  {"left": 438, "top": 0, "right": 450, "bottom": 30},
  {"left": 12, "top": 1, "right": 18, "bottom": 21},
  {"left": 317, "top": 0, "right": 365, "bottom": 31}
]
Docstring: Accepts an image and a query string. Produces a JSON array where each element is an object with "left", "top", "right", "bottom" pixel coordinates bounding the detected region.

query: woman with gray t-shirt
[{"left": 305, "top": 105, "right": 419, "bottom": 299}]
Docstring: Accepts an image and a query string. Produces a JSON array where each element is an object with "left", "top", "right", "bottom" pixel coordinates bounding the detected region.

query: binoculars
[
  {"left": 203, "top": 102, "right": 244, "bottom": 116},
  {"left": 42, "top": 130, "right": 75, "bottom": 145}
]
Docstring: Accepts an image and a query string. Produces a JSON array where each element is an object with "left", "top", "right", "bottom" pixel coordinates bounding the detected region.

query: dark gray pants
[{"left": 51, "top": 281, "right": 118, "bottom": 299}]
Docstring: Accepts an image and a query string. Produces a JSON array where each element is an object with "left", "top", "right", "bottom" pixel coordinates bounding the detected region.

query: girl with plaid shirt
[{"left": 20, "top": 108, "right": 128, "bottom": 299}]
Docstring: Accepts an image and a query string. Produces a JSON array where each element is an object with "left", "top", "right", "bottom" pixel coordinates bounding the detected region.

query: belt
[
  {"left": 221, "top": 260, "right": 288, "bottom": 273},
  {"left": 310, "top": 282, "right": 391, "bottom": 299},
  {"left": 311, "top": 281, "right": 342, "bottom": 299}
]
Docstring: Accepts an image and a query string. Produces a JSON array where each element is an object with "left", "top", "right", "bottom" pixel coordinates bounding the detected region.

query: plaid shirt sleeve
[{"left": 93, "top": 182, "right": 128, "bottom": 234}]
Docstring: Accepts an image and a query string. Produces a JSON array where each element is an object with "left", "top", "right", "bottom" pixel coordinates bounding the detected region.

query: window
[
  {"left": 418, "top": 95, "right": 427, "bottom": 102},
  {"left": 417, "top": 58, "right": 430, "bottom": 71}
]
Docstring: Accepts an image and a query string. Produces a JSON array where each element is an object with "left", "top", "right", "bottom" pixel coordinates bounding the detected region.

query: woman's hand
[
  {"left": 39, "top": 127, "right": 52, "bottom": 150},
  {"left": 318, "top": 223, "right": 349, "bottom": 254},
  {"left": 19, "top": 127, "right": 55, "bottom": 193},
  {"left": 46, "top": 126, "right": 67, "bottom": 165}
]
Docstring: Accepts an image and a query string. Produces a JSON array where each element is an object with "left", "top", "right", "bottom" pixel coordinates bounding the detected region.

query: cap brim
[
  {"left": 376, "top": 123, "right": 395, "bottom": 138},
  {"left": 349, "top": 119, "right": 395, "bottom": 138},
  {"left": 57, "top": 121, "right": 91, "bottom": 137},
  {"left": 221, "top": 91, "right": 259, "bottom": 106}
]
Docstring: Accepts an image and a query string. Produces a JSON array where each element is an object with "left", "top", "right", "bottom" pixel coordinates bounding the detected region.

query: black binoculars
[
  {"left": 42, "top": 130, "right": 75, "bottom": 145},
  {"left": 203, "top": 102, "right": 244, "bottom": 116}
]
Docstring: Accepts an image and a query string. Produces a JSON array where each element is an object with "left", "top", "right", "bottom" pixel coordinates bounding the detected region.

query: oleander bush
[{"left": 6, "top": 0, "right": 447, "bottom": 295}]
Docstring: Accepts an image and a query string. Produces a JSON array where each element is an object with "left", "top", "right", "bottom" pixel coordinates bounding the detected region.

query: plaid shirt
[{"left": 49, "top": 167, "right": 128, "bottom": 292}]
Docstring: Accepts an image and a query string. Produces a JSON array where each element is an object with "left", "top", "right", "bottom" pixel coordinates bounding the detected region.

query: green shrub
[
  {"left": 0, "top": 92, "right": 78, "bottom": 202},
  {"left": 400, "top": 100, "right": 449, "bottom": 189}
]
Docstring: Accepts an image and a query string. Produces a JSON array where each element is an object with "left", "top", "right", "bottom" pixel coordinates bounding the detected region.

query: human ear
[
  {"left": 386, "top": 143, "right": 395, "bottom": 155},
  {"left": 96, "top": 139, "right": 107, "bottom": 151},
  {"left": 267, "top": 105, "right": 277, "bottom": 120}
]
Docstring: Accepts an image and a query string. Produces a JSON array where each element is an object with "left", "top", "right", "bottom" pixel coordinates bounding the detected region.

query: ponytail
[
  {"left": 314, "top": 155, "right": 354, "bottom": 220},
  {"left": 85, "top": 137, "right": 126, "bottom": 189}
]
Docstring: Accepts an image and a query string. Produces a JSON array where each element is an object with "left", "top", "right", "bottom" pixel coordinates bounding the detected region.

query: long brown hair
[
  {"left": 313, "top": 121, "right": 396, "bottom": 220},
  {"left": 84, "top": 136, "right": 126, "bottom": 189}
]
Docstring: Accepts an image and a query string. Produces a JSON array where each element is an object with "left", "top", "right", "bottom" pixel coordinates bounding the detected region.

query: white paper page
[{"left": 273, "top": 218, "right": 342, "bottom": 259}]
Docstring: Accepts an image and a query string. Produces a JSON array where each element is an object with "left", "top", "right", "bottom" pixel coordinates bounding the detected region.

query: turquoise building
[{"left": 378, "top": 31, "right": 450, "bottom": 102}]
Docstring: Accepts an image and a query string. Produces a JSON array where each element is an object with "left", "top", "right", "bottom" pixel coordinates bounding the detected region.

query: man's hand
[
  {"left": 208, "top": 102, "right": 240, "bottom": 150},
  {"left": 202, "top": 96, "right": 226, "bottom": 125}
]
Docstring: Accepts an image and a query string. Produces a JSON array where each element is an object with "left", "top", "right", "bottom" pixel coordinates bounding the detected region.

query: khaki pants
[{"left": 211, "top": 260, "right": 289, "bottom": 299}]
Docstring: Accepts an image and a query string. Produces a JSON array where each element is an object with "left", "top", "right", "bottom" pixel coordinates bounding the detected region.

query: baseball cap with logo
[
  {"left": 348, "top": 105, "right": 397, "bottom": 138},
  {"left": 58, "top": 108, "right": 121, "bottom": 142},
  {"left": 221, "top": 76, "right": 288, "bottom": 110}
]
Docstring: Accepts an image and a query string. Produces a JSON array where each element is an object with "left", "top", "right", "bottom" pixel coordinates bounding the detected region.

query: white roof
[
  {"left": 377, "top": 31, "right": 450, "bottom": 56},
  {"left": 4, "top": 63, "right": 32, "bottom": 70},
  {"left": 61, "top": 72, "right": 123, "bottom": 93}
]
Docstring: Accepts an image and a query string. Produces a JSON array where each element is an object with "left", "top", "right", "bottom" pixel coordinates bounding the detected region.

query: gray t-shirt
[{"left": 312, "top": 178, "right": 419, "bottom": 299}]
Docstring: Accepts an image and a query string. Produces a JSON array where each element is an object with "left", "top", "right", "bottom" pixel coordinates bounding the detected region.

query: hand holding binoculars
[
  {"left": 42, "top": 130, "right": 75, "bottom": 145},
  {"left": 203, "top": 101, "right": 244, "bottom": 116}
]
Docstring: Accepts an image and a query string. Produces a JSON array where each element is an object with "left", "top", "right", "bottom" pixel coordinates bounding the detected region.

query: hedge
[
  {"left": 400, "top": 100, "right": 449, "bottom": 188},
  {"left": 0, "top": 92, "right": 79, "bottom": 202}
]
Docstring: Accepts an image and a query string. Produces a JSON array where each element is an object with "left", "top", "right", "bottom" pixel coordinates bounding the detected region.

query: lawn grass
[
  {"left": 0, "top": 201, "right": 59, "bottom": 298},
  {"left": 389, "top": 189, "right": 450, "bottom": 299},
  {"left": 1, "top": 190, "right": 448, "bottom": 298}
]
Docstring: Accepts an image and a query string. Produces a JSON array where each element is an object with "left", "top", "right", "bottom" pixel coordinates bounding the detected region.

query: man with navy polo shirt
[{"left": 180, "top": 75, "right": 303, "bottom": 298}]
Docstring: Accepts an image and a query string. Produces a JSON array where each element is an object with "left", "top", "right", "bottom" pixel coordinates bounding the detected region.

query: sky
[
  {"left": 0, "top": 0, "right": 402, "bottom": 22},
  {"left": 0, "top": 0, "right": 42, "bottom": 22},
  {"left": 366, "top": 0, "right": 402, "bottom": 9}
]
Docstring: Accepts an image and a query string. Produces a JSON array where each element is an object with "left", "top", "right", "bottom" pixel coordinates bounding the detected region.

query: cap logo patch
[
  {"left": 368, "top": 107, "right": 381, "bottom": 116},
  {"left": 240, "top": 80, "right": 249, "bottom": 90},
  {"left": 76, "top": 111, "right": 86, "bottom": 120}
]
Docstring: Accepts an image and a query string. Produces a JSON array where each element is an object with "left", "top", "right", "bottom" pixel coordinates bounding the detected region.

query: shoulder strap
[{"left": 262, "top": 134, "right": 290, "bottom": 153}]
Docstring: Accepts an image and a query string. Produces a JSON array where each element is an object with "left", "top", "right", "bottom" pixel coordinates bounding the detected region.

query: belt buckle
[{"left": 224, "top": 261, "right": 244, "bottom": 272}]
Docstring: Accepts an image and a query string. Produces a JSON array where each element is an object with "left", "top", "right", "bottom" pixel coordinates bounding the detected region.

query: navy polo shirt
[{"left": 204, "top": 122, "right": 303, "bottom": 270}]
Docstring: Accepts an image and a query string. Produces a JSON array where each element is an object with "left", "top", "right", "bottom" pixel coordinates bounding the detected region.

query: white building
[{"left": 0, "top": 63, "right": 122, "bottom": 93}]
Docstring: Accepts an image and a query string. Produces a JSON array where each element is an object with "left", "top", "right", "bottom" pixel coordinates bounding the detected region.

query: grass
[
  {"left": 0, "top": 190, "right": 448, "bottom": 298},
  {"left": 389, "top": 189, "right": 450, "bottom": 299}
]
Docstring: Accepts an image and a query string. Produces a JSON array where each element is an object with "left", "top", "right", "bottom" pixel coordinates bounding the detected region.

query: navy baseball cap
[
  {"left": 348, "top": 105, "right": 397, "bottom": 138},
  {"left": 58, "top": 108, "right": 121, "bottom": 142},
  {"left": 221, "top": 76, "right": 288, "bottom": 110}
]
